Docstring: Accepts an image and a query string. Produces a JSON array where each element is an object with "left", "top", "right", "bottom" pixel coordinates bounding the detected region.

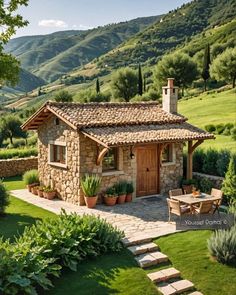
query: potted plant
[
  {"left": 37, "top": 186, "right": 44, "bottom": 198},
  {"left": 31, "top": 185, "right": 39, "bottom": 196},
  {"left": 126, "top": 182, "right": 134, "bottom": 202},
  {"left": 115, "top": 181, "right": 127, "bottom": 204},
  {"left": 104, "top": 186, "right": 118, "bottom": 206},
  {"left": 43, "top": 186, "right": 56, "bottom": 200},
  {"left": 81, "top": 174, "right": 101, "bottom": 208},
  {"left": 23, "top": 170, "right": 39, "bottom": 192}
]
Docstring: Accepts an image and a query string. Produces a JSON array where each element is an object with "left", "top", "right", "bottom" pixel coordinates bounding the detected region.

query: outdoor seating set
[{"left": 167, "top": 187, "right": 223, "bottom": 222}]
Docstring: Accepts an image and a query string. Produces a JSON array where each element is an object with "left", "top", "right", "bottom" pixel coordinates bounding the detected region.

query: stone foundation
[{"left": 0, "top": 157, "right": 38, "bottom": 178}]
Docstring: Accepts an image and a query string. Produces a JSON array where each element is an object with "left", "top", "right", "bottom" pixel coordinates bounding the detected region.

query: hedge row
[
  {"left": 184, "top": 148, "right": 235, "bottom": 177},
  {"left": 205, "top": 123, "right": 236, "bottom": 140},
  {"left": 0, "top": 147, "right": 38, "bottom": 159},
  {"left": 0, "top": 211, "right": 124, "bottom": 294}
]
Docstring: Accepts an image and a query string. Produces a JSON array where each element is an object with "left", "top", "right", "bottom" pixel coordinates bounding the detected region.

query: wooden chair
[
  {"left": 192, "top": 200, "right": 214, "bottom": 214},
  {"left": 182, "top": 184, "right": 194, "bottom": 194},
  {"left": 211, "top": 188, "right": 223, "bottom": 214},
  {"left": 167, "top": 198, "right": 191, "bottom": 222},
  {"left": 169, "top": 188, "right": 183, "bottom": 198}
]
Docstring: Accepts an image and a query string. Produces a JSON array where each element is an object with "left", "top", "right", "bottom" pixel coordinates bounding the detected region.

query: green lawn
[
  {"left": 179, "top": 89, "right": 236, "bottom": 152},
  {"left": 1, "top": 176, "right": 157, "bottom": 295},
  {"left": 155, "top": 231, "right": 236, "bottom": 295}
]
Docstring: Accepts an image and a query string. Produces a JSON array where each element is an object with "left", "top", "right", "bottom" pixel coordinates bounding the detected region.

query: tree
[
  {"left": 111, "top": 68, "right": 138, "bottom": 101},
  {"left": 201, "top": 44, "right": 211, "bottom": 91},
  {"left": 222, "top": 156, "right": 236, "bottom": 203},
  {"left": 96, "top": 78, "right": 100, "bottom": 93},
  {"left": 154, "top": 52, "right": 198, "bottom": 96},
  {"left": 138, "top": 64, "right": 143, "bottom": 96},
  {"left": 0, "top": 115, "right": 26, "bottom": 144},
  {"left": 0, "top": 0, "right": 29, "bottom": 86},
  {"left": 54, "top": 90, "right": 73, "bottom": 102},
  {"left": 210, "top": 47, "right": 236, "bottom": 88}
]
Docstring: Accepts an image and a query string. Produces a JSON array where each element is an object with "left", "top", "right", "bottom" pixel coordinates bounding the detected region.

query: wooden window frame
[
  {"left": 48, "top": 141, "right": 67, "bottom": 168},
  {"left": 102, "top": 147, "right": 118, "bottom": 172},
  {"left": 162, "top": 143, "right": 175, "bottom": 164}
]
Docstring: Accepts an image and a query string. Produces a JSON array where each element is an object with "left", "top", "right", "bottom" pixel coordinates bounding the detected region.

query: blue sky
[{"left": 15, "top": 0, "right": 191, "bottom": 37}]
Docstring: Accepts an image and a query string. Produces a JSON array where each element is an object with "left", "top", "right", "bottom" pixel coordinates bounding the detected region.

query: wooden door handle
[{"left": 146, "top": 168, "right": 149, "bottom": 172}]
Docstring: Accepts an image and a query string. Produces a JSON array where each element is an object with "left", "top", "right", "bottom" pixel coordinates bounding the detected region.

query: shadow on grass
[
  {"left": 44, "top": 250, "right": 156, "bottom": 295},
  {"left": 0, "top": 213, "right": 41, "bottom": 240}
]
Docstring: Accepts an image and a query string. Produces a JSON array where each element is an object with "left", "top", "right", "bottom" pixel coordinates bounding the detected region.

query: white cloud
[{"left": 38, "top": 19, "right": 68, "bottom": 28}]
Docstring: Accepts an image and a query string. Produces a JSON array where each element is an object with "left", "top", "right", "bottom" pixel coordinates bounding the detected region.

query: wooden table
[{"left": 171, "top": 193, "right": 221, "bottom": 213}]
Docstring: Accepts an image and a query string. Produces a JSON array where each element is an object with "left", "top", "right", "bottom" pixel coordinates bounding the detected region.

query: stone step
[
  {"left": 135, "top": 251, "right": 168, "bottom": 268},
  {"left": 171, "top": 279, "right": 194, "bottom": 294},
  {"left": 157, "top": 280, "right": 194, "bottom": 295},
  {"left": 147, "top": 267, "right": 181, "bottom": 283},
  {"left": 122, "top": 235, "right": 153, "bottom": 247},
  {"left": 128, "top": 242, "right": 159, "bottom": 255},
  {"left": 188, "top": 292, "right": 204, "bottom": 295}
]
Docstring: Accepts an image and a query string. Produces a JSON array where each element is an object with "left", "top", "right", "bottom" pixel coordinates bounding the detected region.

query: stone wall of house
[
  {"left": 38, "top": 116, "right": 80, "bottom": 204},
  {"left": 159, "top": 143, "right": 183, "bottom": 194},
  {"left": 79, "top": 135, "right": 135, "bottom": 204},
  {"left": 193, "top": 172, "right": 224, "bottom": 189},
  {"left": 0, "top": 157, "right": 38, "bottom": 178}
]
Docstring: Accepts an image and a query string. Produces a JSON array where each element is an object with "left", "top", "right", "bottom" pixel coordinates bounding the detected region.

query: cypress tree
[
  {"left": 138, "top": 64, "right": 143, "bottom": 96},
  {"left": 96, "top": 78, "right": 100, "bottom": 93},
  {"left": 201, "top": 44, "right": 211, "bottom": 92}
]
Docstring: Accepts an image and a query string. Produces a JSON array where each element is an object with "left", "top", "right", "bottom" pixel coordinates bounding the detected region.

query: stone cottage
[{"left": 22, "top": 78, "right": 214, "bottom": 205}]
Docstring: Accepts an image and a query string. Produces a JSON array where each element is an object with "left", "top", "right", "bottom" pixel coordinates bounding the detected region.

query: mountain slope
[
  {"left": 5, "top": 16, "right": 161, "bottom": 82},
  {"left": 95, "top": 0, "right": 236, "bottom": 69}
]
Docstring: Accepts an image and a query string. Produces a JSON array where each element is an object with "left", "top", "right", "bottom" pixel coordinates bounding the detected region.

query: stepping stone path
[{"left": 122, "top": 236, "right": 203, "bottom": 295}]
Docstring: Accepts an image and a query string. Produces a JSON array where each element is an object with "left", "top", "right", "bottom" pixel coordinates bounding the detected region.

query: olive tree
[
  {"left": 210, "top": 47, "right": 236, "bottom": 88},
  {"left": 111, "top": 68, "right": 138, "bottom": 101},
  {"left": 154, "top": 52, "right": 198, "bottom": 96},
  {"left": 54, "top": 90, "right": 73, "bottom": 102}
]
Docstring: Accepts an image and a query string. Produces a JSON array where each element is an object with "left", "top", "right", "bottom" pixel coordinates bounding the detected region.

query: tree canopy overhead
[{"left": 0, "top": 0, "right": 29, "bottom": 86}]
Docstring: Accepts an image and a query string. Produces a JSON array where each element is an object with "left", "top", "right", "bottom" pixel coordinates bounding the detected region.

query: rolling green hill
[
  {"left": 179, "top": 88, "right": 236, "bottom": 151},
  {"left": 92, "top": 0, "right": 236, "bottom": 70},
  {"left": 5, "top": 16, "right": 161, "bottom": 82}
]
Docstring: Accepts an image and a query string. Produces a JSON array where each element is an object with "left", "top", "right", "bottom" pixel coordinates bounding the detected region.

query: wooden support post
[
  {"left": 187, "top": 139, "right": 204, "bottom": 179},
  {"left": 187, "top": 141, "right": 193, "bottom": 179}
]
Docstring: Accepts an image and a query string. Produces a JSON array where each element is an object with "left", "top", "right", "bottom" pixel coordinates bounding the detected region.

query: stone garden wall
[
  {"left": 193, "top": 172, "right": 224, "bottom": 189},
  {"left": 0, "top": 157, "right": 38, "bottom": 178}
]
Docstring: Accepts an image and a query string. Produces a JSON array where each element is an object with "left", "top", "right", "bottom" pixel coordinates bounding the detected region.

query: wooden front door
[{"left": 136, "top": 145, "right": 159, "bottom": 196}]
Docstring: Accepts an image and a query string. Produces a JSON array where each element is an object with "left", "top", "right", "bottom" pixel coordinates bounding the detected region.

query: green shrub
[
  {"left": 114, "top": 181, "right": 127, "bottom": 195},
  {"left": 23, "top": 170, "right": 39, "bottom": 185},
  {"left": 193, "top": 149, "right": 204, "bottom": 173},
  {"left": 208, "top": 224, "right": 236, "bottom": 265},
  {"left": 215, "top": 124, "right": 225, "bottom": 134},
  {"left": 126, "top": 182, "right": 134, "bottom": 194},
  {"left": 205, "top": 124, "right": 216, "bottom": 133},
  {"left": 216, "top": 150, "right": 231, "bottom": 177},
  {"left": 0, "top": 180, "right": 10, "bottom": 215},
  {"left": 231, "top": 127, "right": 236, "bottom": 141},
  {"left": 199, "top": 177, "right": 213, "bottom": 194},
  {"left": 222, "top": 128, "right": 231, "bottom": 136},
  {"left": 202, "top": 149, "right": 218, "bottom": 175},
  {"left": 0, "top": 147, "right": 38, "bottom": 159},
  {"left": 222, "top": 156, "right": 236, "bottom": 203},
  {"left": 80, "top": 174, "right": 101, "bottom": 197},
  {"left": 224, "top": 123, "right": 234, "bottom": 130},
  {"left": 0, "top": 211, "right": 123, "bottom": 294}
]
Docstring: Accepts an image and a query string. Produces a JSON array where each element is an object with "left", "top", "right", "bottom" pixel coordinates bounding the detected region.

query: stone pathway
[
  {"left": 11, "top": 189, "right": 177, "bottom": 239},
  {"left": 124, "top": 236, "right": 203, "bottom": 295}
]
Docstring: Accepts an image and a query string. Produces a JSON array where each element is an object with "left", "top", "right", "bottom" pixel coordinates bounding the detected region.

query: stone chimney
[{"left": 162, "top": 78, "right": 178, "bottom": 113}]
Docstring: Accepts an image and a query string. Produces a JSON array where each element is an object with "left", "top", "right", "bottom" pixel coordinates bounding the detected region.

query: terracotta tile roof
[
  {"left": 46, "top": 101, "right": 186, "bottom": 128},
  {"left": 82, "top": 122, "right": 214, "bottom": 147}
]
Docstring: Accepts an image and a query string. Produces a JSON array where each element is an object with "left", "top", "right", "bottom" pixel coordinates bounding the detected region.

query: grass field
[
  {"left": 155, "top": 231, "right": 236, "bottom": 295},
  {"left": 1, "top": 177, "right": 157, "bottom": 295},
  {"left": 179, "top": 89, "right": 236, "bottom": 152}
]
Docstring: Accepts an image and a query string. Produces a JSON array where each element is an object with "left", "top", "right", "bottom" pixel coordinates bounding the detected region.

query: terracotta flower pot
[
  {"left": 37, "top": 189, "right": 44, "bottom": 198},
  {"left": 117, "top": 194, "right": 126, "bottom": 204},
  {"left": 84, "top": 196, "right": 98, "bottom": 208},
  {"left": 126, "top": 193, "right": 132, "bottom": 202},
  {"left": 31, "top": 186, "right": 38, "bottom": 196},
  {"left": 104, "top": 196, "right": 117, "bottom": 206},
  {"left": 43, "top": 191, "right": 56, "bottom": 200},
  {"left": 27, "top": 183, "right": 39, "bottom": 192}
]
